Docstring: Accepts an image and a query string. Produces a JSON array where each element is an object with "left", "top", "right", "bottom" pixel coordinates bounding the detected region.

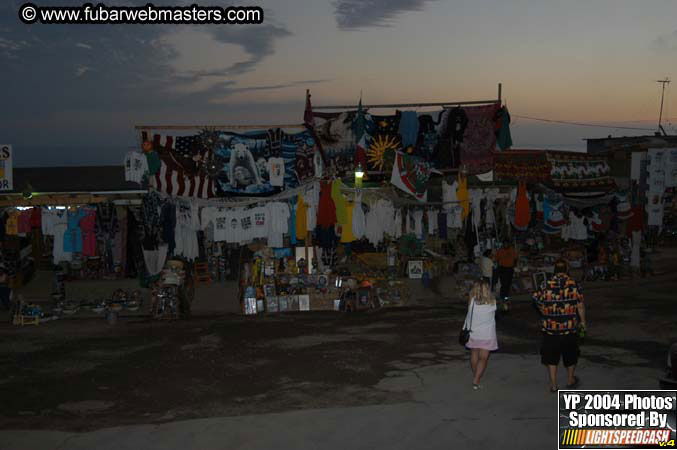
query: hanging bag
[{"left": 459, "top": 299, "right": 475, "bottom": 346}]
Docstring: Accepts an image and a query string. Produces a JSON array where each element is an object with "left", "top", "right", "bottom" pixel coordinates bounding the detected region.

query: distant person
[
  {"left": 464, "top": 279, "right": 498, "bottom": 390},
  {"left": 532, "top": 260, "right": 587, "bottom": 393},
  {"left": 480, "top": 250, "right": 493, "bottom": 284},
  {"left": 495, "top": 242, "right": 518, "bottom": 306},
  {"left": 0, "top": 265, "right": 10, "bottom": 310}
]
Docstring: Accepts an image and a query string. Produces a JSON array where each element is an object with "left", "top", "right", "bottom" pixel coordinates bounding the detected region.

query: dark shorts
[{"left": 541, "top": 333, "right": 579, "bottom": 367}]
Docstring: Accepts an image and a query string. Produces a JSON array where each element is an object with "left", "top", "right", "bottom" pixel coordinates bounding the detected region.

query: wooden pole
[{"left": 498, "top": 83, "right": 502, "bottom": 104}]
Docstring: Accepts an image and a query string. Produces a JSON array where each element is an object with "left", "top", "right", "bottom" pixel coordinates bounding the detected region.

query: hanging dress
[
  {"left": 317, "top": 180, "right": 337, "bottom": 228},
  {"left": 80, "top": 208, "right": 98, "bottom": 257},
  {"left": 331, "top": 179, "right": 347, "bottom": 225},
  {"left": 64, "top": 208, "right": 86, "bottom": 253}
]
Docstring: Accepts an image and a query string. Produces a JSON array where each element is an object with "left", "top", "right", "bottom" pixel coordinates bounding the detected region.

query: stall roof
[{"left": 5, "top": 166, "right": 143, "bottom": 194}]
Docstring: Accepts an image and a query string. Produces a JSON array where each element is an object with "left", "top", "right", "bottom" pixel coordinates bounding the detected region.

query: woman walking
[{"left": 464, "top": 280, "right": 498, "bottom": 390}]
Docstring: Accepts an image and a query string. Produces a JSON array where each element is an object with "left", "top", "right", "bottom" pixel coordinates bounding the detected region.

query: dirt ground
[{"left": 1, "top": 254, "right": 677, "bottom": 438}]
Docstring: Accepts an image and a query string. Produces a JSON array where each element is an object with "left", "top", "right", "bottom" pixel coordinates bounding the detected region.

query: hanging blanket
[
  {"left": 390, "top": 151, "right": 432, "bottom": 202},
  {"left": 546, "top": 152, "right": 614, "bottom": 192},
  {"left": 460, "top": 104, "right": 500, "bottom": 174},
  {"left": 140, "top": 129, "right": 317, "bottom": 198},
  {"left": 140, "top": 131, "right": 216, "bottom": 199},
  {"left": 494, "top": 150, "right": 551, "bottom": 182}
]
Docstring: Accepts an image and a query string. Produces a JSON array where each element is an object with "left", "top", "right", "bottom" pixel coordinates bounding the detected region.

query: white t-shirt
[
  {"left": 239, "top": 208, "right": 254, "bottom": 243},
  {"left": 250, "top": 207, "right": 268, "bottom": 239},
  {"left": 427, "top": 209, "right": 437, "bottom": 235},
  {"left": 266, "top": 202, "right": 290, "bottom": 248},
  {"left": 212, "top": 209, "right": 230, "bottom": 242},
  {"left": 225, "top": 209, "right": 244, "bottom": 244},
  {"left": 352, "top": 194, "right": 365, "bottom": 239},
  {"left": 124, "top": 151, "right": 148, "bottom": 184},
  {"left": 442, "top": 180, "right": 458, "bottom": 211},
  {"left": 413, "top": 210, "right": 424, "bottom": 238},
  {"left": 646, "top": 193, "right": 665, "bottom": 227},
  {"left": 43, "top": 210, "right": 72, "bottom": 263},
  {"left": 267, "top": 158, "right": 285, "bottom": 187}
]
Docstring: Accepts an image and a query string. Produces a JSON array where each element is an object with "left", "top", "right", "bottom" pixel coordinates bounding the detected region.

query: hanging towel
[{"left": 399, "top": 111, "right": 419, "bottom": 149}]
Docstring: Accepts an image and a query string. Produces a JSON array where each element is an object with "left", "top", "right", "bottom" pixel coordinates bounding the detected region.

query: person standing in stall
[{"left": 495, "top": 241, "right": 518, "bottom": 311}]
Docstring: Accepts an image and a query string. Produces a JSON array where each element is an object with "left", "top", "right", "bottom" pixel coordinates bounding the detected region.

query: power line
[{"left": 512, "top": 115, "right": 656, "bottom": 131}]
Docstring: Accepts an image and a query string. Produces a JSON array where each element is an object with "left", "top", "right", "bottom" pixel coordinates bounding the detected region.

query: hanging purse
[{"left": 459, "top": 300, "right": 474, "bottom": 346}]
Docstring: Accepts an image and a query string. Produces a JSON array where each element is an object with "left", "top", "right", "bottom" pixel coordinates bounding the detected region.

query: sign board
[{"left": 0, "top": 145, "right": 12, "bottom": 191}]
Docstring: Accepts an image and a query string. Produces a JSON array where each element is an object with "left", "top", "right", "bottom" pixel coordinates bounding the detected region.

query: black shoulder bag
[{"left": 459, "top": 300, "right": 474, "bottom": 346}]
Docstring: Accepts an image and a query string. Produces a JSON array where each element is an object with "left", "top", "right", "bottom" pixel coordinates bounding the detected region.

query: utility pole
[{"left": 657, "top": 77, "right": 671, "bottom": 135}]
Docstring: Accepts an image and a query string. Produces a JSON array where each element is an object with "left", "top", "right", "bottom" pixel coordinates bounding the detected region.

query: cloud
[
  {"left": 333, "top": 0, "right": 434, "bottom": 30},
  {"left": 74, "top": 65, "right": 91, "bottom": 77},
  {"left": 652, "top": 30, "right": 677, "bottom": 52},
  {"left": 75, "top": 42, "right": 93, "bottom": 49},
  {"left": 207, "top": 25, "right": 292, "bottom": 76}
]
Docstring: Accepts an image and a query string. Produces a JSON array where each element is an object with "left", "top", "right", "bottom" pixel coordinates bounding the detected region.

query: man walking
[
  {"left": 533, "top": 260, "right": 587, "bottom": 392},
  {"left": 495, "top": 241, "right": 518, "bottom": 310}
]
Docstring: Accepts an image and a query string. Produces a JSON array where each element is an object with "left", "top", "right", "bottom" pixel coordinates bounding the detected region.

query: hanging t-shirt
[
  {"left": 568, "top": 211, "right": 588, "bottom": 240},
  {"left": 124, "top": 151, "right": 149, "bottom": 184},
  {"left": 210, "top": 208, "right": 230, "bottom": 242},
  {"left": 42, "top": 210, "right": 72, "bottom": 263},
  {"left": 225, "top": 209, "right": 243, "bottom": 244},
  {"left": 413, "top": 209, "right": 424, "bottom": 238},
  {"left": 352, "top": 194, "right": 366, "bottom": 239},
  {"left": 646, "top": 193, "right": 665, "bottom": 227},
  {"left": 266, "top": 202, "right": 290, "bottom": 248},
  {"left": 17, "top": 210, "right": 31, "bottom": 234},
  {"left": 174, "top": 201, "right": 200, "bottom": 260},
  {"left": 393, "top": 209, "right": 403, "bottom": 238},
  {"left": 267, "top": 157, "right": 285, "bottom": 187},
  {"left": 250, "top": 206, "right": 268, "bottom": 239},
  {"left": 427, "top": 209, "right": 437, "bottom": 235},
  {"left": 145, "top": 151, "right": 161, "bottom": 176}
]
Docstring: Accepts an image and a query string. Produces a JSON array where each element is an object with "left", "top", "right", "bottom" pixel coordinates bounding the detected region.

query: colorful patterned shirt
[{"left": 532, "top": 274, "right": 584, "bottom": 335}]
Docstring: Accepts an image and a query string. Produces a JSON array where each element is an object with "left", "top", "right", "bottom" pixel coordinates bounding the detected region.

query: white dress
[{"left": 464, "top": 299, "right": 498, "bottom": 351}]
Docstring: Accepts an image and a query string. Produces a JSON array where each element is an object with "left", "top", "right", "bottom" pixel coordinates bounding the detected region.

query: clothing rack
[
  {"left": 312, "top": 84, "right": 502, "bottom": 111},
  {"left": 134, "top": 124, "right": 306, "bottom": 131}
]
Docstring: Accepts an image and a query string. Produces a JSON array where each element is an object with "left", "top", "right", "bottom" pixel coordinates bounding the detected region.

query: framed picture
[
  {"left": 266, "top": 296, "right": 279, "bottom": 313},
  {"left": 532, "top": 272, "right": 547, "bottom": 291},
  {"left": 298, "top": 295, "right": 310, "bottom": 311},
  {"left": 408, "top": 260, "right": 423, "bottom": 279},
  {"left": 264, "top": 284, "right": 276, "bottom": 298}
]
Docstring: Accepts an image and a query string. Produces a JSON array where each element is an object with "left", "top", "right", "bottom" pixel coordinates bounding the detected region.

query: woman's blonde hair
[{"left": 469, "top": 280, "right": 496, "bottom": 305}]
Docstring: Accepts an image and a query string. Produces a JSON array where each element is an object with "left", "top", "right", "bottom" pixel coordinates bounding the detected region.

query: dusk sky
[{"left": 2, "top": 0, "right": 677, "bottom": 167}]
